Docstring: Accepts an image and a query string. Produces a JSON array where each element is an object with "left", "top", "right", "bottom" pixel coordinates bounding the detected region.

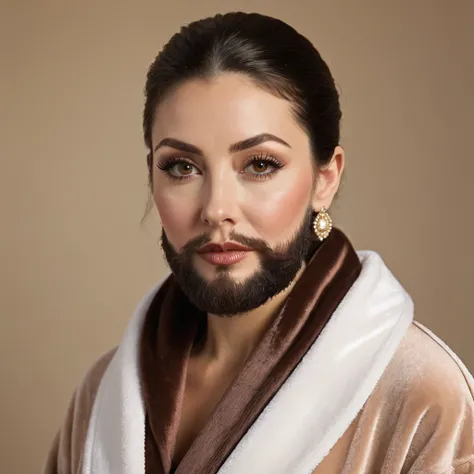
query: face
[{"left": 151, "top": 73, "right": 326, "bottom": 315}]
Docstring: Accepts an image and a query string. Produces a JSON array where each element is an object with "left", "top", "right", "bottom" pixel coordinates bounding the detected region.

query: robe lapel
[
  {"left": 217, "top": 251, "right": 413, "bottom": 473},
  {"left": 141, "top": 278, "right": 202, "bottom": 474}
]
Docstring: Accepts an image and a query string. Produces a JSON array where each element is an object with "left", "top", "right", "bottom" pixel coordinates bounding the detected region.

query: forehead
[{"left": 151, "top": 73, "right": 310, "bottom": 152}]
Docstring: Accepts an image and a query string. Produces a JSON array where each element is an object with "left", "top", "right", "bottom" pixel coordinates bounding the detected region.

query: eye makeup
[
  {"left": 157, "top": 156, "right": 200, "bottom": 179},
  {"left": 156, "top": 152, "right": 285, "bottom": 182},
  {"left": 241, "top": 153, "right": 284, "bottom": 181}
]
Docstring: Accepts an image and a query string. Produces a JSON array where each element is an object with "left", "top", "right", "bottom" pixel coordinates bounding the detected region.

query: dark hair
[{"left": 143, "top": 11, "right": 341, "bottom": 186}]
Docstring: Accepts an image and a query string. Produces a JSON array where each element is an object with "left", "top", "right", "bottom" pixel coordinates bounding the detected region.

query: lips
[
  {"left": 196, "top": 241, "right": 251, "bottom": 265},
  {"left": 197, "top": 242, "right": 251, "bottom": 253}
]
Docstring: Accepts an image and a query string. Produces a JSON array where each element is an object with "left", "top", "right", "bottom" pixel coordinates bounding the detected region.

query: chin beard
[{"left": 160, "top": 209, "right": 318, "bottom": 316}]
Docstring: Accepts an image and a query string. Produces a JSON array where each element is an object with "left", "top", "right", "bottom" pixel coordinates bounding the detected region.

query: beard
[{"left": 160, "top": 208, "right": 318, "bottom": 316}]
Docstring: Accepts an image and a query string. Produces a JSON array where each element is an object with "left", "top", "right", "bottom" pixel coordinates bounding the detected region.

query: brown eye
[
  {"left": 157, "top": 157, "right": 200, "bottom": 180},
  {"left": 169, "top": 162, "right": 198, "bottom": 177},
  {"left": 242, "top": 155, "right": 283, "bottom": 180},
  {"left": 176, "top": 163, "right": 193, "bottom": 175},
  {"left": 250, "top": 160, "right": 270, "bottom": 173},
  {"left": 244, "top": 160, "right": 274, "bottom": 175}
]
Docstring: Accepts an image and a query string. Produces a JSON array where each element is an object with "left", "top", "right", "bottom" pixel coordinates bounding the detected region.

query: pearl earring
[{"left": 313, "top": 207, "right": 332, "bottom": 241}]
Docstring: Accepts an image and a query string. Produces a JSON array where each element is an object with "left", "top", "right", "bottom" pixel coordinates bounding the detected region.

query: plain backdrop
[{"left": 1, "top": 1, "right": 473, "bottom": 472}]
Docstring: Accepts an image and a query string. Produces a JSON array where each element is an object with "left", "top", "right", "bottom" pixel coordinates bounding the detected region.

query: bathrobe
[{"left": 43, "top": 229, "right": 474, "bottom": 473}]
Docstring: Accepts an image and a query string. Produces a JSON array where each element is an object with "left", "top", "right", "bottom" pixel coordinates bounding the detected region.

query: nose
[{"left": 200, "top": 173, "right": 239, "bottom": 228}]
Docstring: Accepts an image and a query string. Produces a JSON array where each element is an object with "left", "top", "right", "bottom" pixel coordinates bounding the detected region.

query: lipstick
[{"left": 197, "top": 242, "right": 251, "bottom": 266}]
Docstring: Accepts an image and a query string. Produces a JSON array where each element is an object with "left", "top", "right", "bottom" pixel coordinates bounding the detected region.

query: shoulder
[
  {"left": 386, "top": 322, "right": 473, "bottom": 402},
  {"left": 377, "top": 321, "right": 474, "bottom": 417},
  {"left": 76, "top": 347, "right": 118, "bottom": 401},
  {"left": 370, "top": 322, "right": 474, "bottom": 470},
  {"left": 72, "top": 347, "right": 118, "bottom": 449},
  {"left": 42, "top": 347, "right": 117, "bottom": 474}
]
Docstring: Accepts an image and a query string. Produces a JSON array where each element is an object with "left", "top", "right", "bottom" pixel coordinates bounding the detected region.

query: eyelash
[{"left": 156, "top": 153, "right": 284, "bottom": 181}]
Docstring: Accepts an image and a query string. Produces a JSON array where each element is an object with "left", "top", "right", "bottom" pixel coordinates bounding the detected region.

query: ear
[{"left": 311, "top": 146, "right": 345, "bottom": 210}]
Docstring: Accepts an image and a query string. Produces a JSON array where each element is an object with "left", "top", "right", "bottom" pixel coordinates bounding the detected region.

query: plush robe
[{"left": 43, "top": 229, "right": 474, "bottom": 473}]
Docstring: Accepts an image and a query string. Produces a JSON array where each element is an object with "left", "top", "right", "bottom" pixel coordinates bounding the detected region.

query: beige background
[{"left": 1, "top": 1, "right": 473, "bottom": 472}]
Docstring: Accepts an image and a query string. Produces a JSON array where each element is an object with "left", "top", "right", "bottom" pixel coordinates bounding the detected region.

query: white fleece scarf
[{"left": 81, "top": 251, "right": 414, "bottom": 473}]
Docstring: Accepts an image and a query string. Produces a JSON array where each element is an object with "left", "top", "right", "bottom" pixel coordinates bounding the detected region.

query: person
[{"left": 43, "top": 11, "right": 474, "bottom": 474}]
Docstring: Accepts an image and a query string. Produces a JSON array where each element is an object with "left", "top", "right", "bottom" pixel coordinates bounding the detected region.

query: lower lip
[{"left": 198, "top": 250, "right": 249, "bottom": 265}]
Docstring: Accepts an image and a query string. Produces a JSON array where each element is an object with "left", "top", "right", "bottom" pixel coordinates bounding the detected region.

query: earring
[{"left": 313, "top": 207, "right": 332, "bottom": 241}]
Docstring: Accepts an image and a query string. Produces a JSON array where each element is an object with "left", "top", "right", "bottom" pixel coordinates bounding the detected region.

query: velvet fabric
[{"left": 140, "top": 228, "right": 361, "bottom": 474}]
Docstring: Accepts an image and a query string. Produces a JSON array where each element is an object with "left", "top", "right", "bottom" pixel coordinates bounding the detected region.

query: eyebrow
[{"left": 153, "top": 133, "right": 291, "bottom": 155}]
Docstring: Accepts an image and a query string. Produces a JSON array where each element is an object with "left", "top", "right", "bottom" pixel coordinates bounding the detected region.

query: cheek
[
  {"left": 153, "top": 188, "right": 196, "bottom": 249},
  {"left": 247, "top": 173, "right": 313, "bottom": 242}
]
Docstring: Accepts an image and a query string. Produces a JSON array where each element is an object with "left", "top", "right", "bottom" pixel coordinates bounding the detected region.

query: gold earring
[{"left": 313, "top": 207, "right": 332, "bottom": 241}]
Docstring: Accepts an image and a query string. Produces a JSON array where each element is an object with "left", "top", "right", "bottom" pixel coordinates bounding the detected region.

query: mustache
[{"left": 163, "top": 228, "right": 311, "bottom": 267}]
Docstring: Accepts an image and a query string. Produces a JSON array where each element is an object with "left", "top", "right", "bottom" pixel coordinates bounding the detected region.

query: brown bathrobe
[{"left": 43, "top": 230, "right": 474, "bottom": 473}]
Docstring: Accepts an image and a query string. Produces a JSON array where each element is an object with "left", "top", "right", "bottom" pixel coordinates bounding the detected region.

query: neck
[{"left": 198, "top": 265, "right": 306, "bottom": 369}]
